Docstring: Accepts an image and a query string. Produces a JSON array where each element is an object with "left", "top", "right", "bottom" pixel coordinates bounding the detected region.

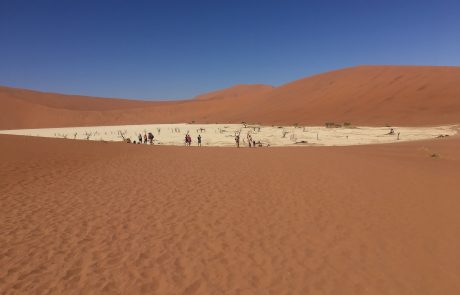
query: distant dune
[{"left": 1, "top": 66, "right": 460, "bottom": 129}]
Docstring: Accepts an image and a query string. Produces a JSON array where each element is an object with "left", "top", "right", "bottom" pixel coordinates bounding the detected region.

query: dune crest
[{"left": 193, "top": 84, "right": 274, "bottom": 101}]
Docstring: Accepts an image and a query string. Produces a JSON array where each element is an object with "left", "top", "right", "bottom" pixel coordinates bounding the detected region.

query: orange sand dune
[
  {"left": 1, "top": 135, "right": 460, "bottom": 294},
  {"left": 238, "top": 66, "right": 460, "bottom": 126},
  {"left": 1, "top": 65, "right": 460, "bottom": 129},
  {"left": 0, "top": 86, "right": 155, "bottom": 111}
]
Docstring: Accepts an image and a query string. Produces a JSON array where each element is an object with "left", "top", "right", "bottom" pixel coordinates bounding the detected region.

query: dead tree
[
  {"left": 117, "top": 130, "right": 128, "bottom": 141},
  {"left": 84, "top": 131, "right": 93, "bottom": 140},
  {"left": 282, "top": 129, "right": 288, "bottom": 138}
]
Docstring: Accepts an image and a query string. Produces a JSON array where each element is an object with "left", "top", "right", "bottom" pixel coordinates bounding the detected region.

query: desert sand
[
  {"left": 0, "top": 123, "right": 457, "bottom": 147},
  {"left": 1, "top": 134, "right": 460, "bottom": 294},
  {"left": 2, "top": 66, "right": 460, "bottom": 130},
  {"left": 2, "top": 65, "right": 460, "bottom": 294}
]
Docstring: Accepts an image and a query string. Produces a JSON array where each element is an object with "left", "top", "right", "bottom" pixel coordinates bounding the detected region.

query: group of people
[
  {"left": 127, "top": 131, "right": 263, "bottom": 147},
  {"left": 126, "top": 132, "right": 203, "bottom": 146},
  {"left": 185, "top": 134, "right": 202, "bottom": 146},
  {"left": 127, "top": 132, "right": 154, "bottom": 144}
]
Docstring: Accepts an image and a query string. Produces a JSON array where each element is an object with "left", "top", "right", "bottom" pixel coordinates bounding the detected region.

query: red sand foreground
[{"left": 1, "top": 134, "right": 460, "bottom": 294}]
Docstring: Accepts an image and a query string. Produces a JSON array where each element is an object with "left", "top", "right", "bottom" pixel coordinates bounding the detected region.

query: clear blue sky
[{"left": 1, "top": 0, "right": 459, "bottom": 99}]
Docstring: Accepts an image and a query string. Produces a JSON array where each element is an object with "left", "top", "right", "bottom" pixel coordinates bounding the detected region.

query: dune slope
[
  {"left": 1, "top": 65, "right": 460, "bottom": 129},
  {"left": 237, "top": 66, "right": 460, "bottom": 125}
]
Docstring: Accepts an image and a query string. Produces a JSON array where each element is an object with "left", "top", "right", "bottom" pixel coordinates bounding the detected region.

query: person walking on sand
[
  {"left": 138, "top": 133, "right": 142, "bottom": 144},
  {"left": 197, "top": 134, "right": 202, "bottom": 147},
  {"left": 148, "top": 132, "right": 154, "bottom": 144},
  {"left": 143, "top": 133, "right": 148, "bottom": 144},
  {"left": 235, "top": 134, "right": 240, "bottom": 148}
]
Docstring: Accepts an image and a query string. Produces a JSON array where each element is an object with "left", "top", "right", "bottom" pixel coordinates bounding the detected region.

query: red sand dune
[
  {"left": 1, "top": 134, "right": 460, "bottom": 294},
  {"left": 0, "top": 86, "right": 153, "bottom": 111},
  {"left": 240, "top": 66, "right": 460, "bottom": 126},
  {"left": 1, "top": 65, "right": 460, "bottom": 129}
]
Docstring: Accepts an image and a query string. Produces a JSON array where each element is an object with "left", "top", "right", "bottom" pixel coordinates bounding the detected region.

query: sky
[{"left": 1, "top": 0, "right": 459, "bottom": 100}]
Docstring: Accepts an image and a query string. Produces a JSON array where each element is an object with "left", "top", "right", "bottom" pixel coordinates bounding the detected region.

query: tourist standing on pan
[
  {"left": 235, "top": 134, "right": 240, "bottom": 148},
  {"left": 148, "top": 132, "right": 154, "bottom": 144}
]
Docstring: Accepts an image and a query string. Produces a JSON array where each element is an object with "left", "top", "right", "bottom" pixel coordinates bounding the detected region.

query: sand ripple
[{"left": 1, "top": 135, "right": 460, "bottom": 294}]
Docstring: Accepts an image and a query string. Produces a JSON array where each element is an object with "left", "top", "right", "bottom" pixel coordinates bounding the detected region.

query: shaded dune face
[{"left": 1, "top": 65, "right": 460, "bottom": 129}]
